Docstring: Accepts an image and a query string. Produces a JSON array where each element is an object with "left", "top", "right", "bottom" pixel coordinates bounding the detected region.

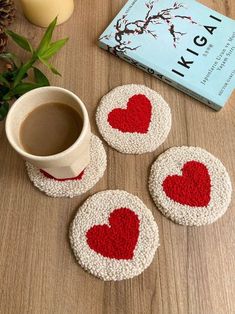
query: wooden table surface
[{"left": 0, "top": 1, "right": 234, "bottom": 313}]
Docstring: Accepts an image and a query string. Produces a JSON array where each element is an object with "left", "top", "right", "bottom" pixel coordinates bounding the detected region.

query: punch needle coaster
[
  {"left": 26, "top": 134, "right": 107, "bottom": 198},
  {"left": 149, "top": 147, "right": 232, "bottom": 226},
  {"left": 96, "top": 84, "right": 171, "bottom": 154},
  {"left": 70, "top": 190, "right": 159, "bottom": 281}
]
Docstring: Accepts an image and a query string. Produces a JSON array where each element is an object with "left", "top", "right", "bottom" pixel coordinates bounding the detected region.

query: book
[{"left": 98, "top": 0, "right": 235, "bottom": 110}]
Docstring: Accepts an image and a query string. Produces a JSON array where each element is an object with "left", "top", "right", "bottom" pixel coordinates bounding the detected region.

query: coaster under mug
[{"left": 26, "top": 134, "right": 107, "bottom": 198}]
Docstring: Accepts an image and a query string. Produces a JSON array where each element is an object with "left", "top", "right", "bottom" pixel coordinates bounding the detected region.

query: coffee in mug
[{"left": 20, "top": 102, "right": 83, "bottom": 156}]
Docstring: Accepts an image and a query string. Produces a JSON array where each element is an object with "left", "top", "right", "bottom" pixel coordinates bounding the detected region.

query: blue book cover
[{"left": 99, "top": 0, "right": 235, "bottom": 110}]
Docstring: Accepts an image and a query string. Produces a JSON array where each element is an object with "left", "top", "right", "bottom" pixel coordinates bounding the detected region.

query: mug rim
[{"left": 5, "top": 86, "right": 89, "bottom": 161}]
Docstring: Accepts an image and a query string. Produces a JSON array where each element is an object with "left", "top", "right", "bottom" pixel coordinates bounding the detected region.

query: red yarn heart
[
  {"left": 108, "top": 94, "right": 152, "bottom": 133},
  {"left": 162, "top": 161, "right": 211, "bottom": 207},
  {"left": 40, "top": 169, "right": 84, "bottom": 181},
  {"left": 86, "top": 208, "right": 140, "bottom": 260}
]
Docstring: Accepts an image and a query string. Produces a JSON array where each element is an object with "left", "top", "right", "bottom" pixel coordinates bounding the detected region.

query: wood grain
[{"left": 0, "top": 1, "right": 234, "bottom": 313}]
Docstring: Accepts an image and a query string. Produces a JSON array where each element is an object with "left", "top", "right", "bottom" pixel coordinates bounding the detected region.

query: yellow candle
[{"left": 20, "top": 0, "right": 74, "bottom": 27}]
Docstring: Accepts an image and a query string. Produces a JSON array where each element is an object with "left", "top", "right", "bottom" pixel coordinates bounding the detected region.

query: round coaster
[
  {"left": 70, "top": 190, "right": 159, "bottom": 281},
  {"left": 26, "top": 134, "right": 107, "bottom": 198},
  {"left": 149, "top": 147, "right": 232, "bottom": 226},
  {"left": 96, "top": 84, "right": 171, "bottom": 154}
]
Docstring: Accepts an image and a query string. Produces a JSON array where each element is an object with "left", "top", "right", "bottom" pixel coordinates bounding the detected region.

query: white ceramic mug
[{"left": 6, "top": 86, "right": 91, "bottom": 179}]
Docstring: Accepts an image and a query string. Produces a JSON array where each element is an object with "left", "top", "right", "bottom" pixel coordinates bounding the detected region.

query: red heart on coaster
[
  {"left": 162, "top": 161, "right": 211, "bottom": 207},
  {"left": 86, "top": 208, "right": 140, "bottom": 260},
  {"left": 40, "top": 169, "right": 84, "bottom": 181},
  {"left": 107, "top": 94, "right": 152, "bottom": 133}
]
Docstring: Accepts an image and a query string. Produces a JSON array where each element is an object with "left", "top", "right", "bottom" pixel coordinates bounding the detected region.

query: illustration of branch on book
[{"left": 100, "top": 0, "right": 197, "bottom": 54}]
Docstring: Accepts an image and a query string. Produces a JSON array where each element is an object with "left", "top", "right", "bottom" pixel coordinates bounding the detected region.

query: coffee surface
[{"left": 20, "top": 102, "right": 83, "bottom": 156}]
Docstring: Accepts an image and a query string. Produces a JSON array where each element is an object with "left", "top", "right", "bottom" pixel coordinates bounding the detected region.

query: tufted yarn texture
[
  {"left": 40, "top": 169, "right": 85, "bottom": 181},
  {"left": 96, "top": 84, "right": 171, "bottom": 154},
  {"left": 149, "top": 146, "right": 232, "bottom": 226},
  {"left": 86, "top": 208, "right": 140, "bottom": 260},
  {"left": 70, "top": 190, "right": 159, "bottom": 281},
  {"left": 26, "top": 134, "right": 107, "bottom": 198}
]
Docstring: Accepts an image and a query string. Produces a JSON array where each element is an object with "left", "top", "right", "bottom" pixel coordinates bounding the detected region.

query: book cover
[{"left": 98, "top": 0, "right": 235, "bottom": 110}]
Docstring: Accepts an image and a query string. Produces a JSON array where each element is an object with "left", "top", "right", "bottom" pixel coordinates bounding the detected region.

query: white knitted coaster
[
  {"left": 70, "top": 190, "right": 159, "bottom": 281},
  {"left": 96, "top": 84, "right": 171, "bottom": 154},
  {"left": 149, "top": 147, "right": 232, "bottom": 226},
  {"left": 26, "top": 134, "right": 107, "bottom": 198}
]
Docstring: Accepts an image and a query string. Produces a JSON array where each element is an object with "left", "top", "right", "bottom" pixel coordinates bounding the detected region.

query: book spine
[{"left": 99, "top": 41, "right": 221, "bottom": 111}]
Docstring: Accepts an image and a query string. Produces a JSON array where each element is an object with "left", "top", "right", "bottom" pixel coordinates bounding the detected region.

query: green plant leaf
[
  {"left": 13, "top": 59, "right": 35, "bottom": 87},
  {"left": 33, "top": 67, "right": 50, "bottom": 86},
  {"left": 0, "top": 17, "right": 67, "bottom": 104},
  {"left": 12, "top": 82, "right": 42, "bottom": 96},
  {"left": 3, "top": 82, "right": 42, "bottom": 100},
  {"left": 37, "top": 17, "right": 57, "bottom": 54},
  {"left": 39, "top": 56, "right": 61, "bottom": 76},
  {"left": 5, "top": 30, "right": 33, "bottom": 53},
  {"left": 0, "top": 52, "right": 21, "bottom": 68},
  {"left": 39, "top": 38, "right": 68, "bottom": 60},
  {"left": 0, "top": 73, "right": 10, "bottom": 87},
  {"left": 0, "top": 85, "right": 9, "bottom": 99},
  {"left": 2, "top": 91, "right": 13, "bottom": 100},
  {"left": 0, "top": 101, "right": 9, "bottom": 121},
  {"left": 3, "top": 69, "right": 28, "bottom": 84}
]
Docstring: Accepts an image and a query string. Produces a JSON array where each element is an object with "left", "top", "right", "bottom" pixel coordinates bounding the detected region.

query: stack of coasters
[
  {"left": 26, "top": 134, "right": 107, "bottom": 198},
  {"left": 96, "top": 84, "right": 171, "bottom": 154},
  {"left": 149, "top": 146, "right": 232, "bottom": 226},
  {"left": 70, "top": 190, "right": 159, "bottom": 281}
]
